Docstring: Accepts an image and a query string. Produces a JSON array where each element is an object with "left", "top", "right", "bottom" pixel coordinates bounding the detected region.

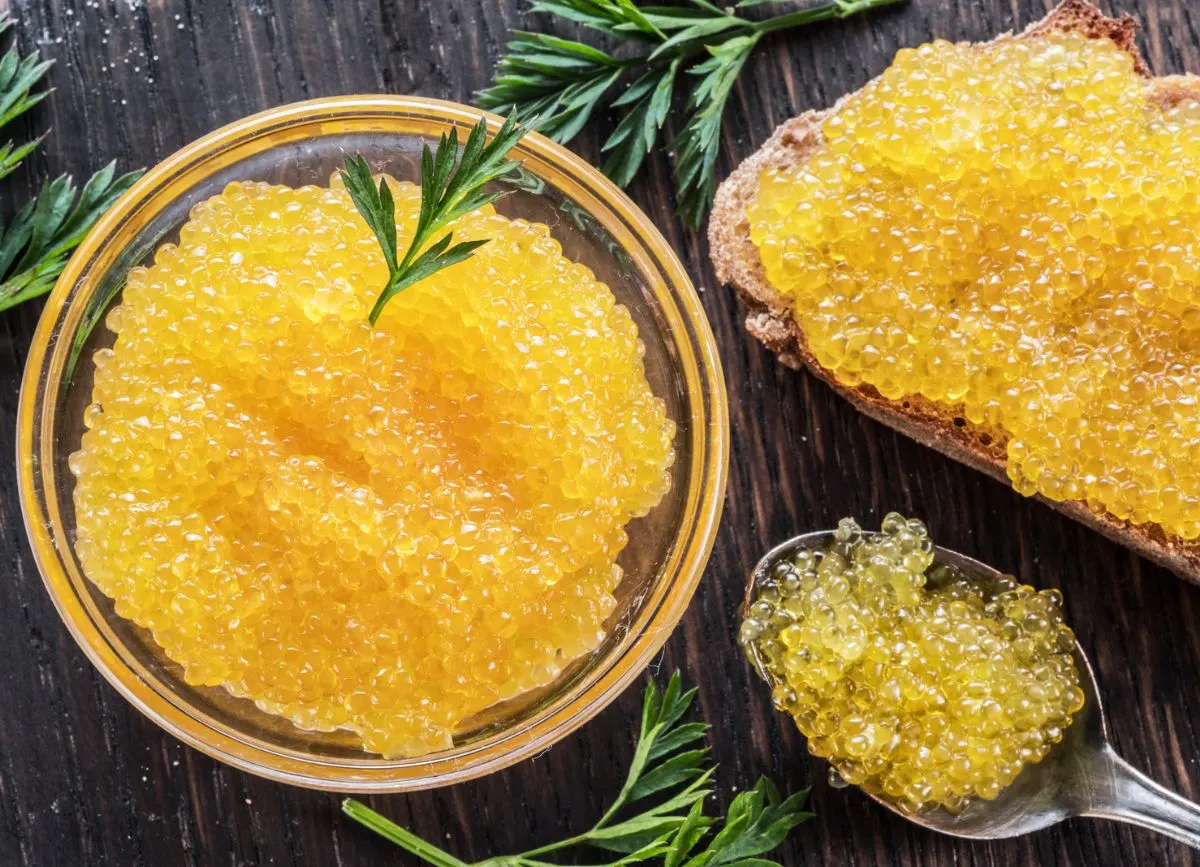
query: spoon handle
[{"left": 1077, "top": 743, "right": 1200, "bottom": 849}]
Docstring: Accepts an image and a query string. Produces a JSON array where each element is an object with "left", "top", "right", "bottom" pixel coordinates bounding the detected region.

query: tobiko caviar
[
  {"left": 741, "top": 515, "right": 1084, "bottom": 814},
  {"left": 748, "top": 31, "right": 1200, "bottom": 538},
  {"left": 69, "top": 174, "right": 675, "bottom": 757}
]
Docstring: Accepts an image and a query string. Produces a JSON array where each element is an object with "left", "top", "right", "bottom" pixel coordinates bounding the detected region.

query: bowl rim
[{"left": 16, "top": 94, "right": 729, "bottom": 791}]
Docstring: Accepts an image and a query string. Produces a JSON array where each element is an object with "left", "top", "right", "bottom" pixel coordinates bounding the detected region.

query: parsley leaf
[
  {"left": 342, "top": 671, "right": 813, "bottom": 866},
  {"left": 340, "top": 111, "right": 528, "bottom": 325}
]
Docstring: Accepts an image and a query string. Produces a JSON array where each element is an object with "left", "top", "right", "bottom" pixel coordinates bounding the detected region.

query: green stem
[
  {"left": 688, "top": 0, "right": 733, "bottom": 14},
  {"left": 342, "top": 799, "right": 469, "bottom": 867},
  {"left": 595, "top": 794, "right": 631, "bottom": 830},
  {"left": 592, "top": 722, "right": 659, "bottom": 830},
  {"left": 753, "top": 0, "right": 905, "bottom": 36},
  {"left": 368, "top": 276, "right": 400, "bottom": 323},
  {"left": 650, "top": 0, "right": 905, "bottom": 65},
  {"left": 507, "top": 831, "right": 593, "bottom": 860}
]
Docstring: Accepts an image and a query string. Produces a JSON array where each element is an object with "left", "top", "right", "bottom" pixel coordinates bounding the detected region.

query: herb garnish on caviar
[
  {"left": 344, "top": 672, "right": 813, "bottom": 867},
  {"left": 340, "top": 112, "right": 528, "bottom": 324}
]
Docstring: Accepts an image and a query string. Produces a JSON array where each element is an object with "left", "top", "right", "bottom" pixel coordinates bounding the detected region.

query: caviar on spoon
[{"left": 742, "top": 515, "right": 1200, "bottom": 847}]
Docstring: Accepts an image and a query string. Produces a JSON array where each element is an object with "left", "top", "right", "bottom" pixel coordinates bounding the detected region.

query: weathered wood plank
[{"left": 0, "top": 0, "right": 1198, "bottom": 863}]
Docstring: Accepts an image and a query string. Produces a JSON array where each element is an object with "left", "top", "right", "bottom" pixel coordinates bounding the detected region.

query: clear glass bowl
[{"left": 16, "top": 96, "right": 728, "bottom": 791}]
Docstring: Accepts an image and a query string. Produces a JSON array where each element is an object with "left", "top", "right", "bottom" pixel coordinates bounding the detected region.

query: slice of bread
[{"left": 708, "top": 0, "right": 1200, "bottom": 581}]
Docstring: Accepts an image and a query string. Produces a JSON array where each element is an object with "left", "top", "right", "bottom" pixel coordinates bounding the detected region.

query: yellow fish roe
[
  {"left": 741, "top": 515, "right": 1084, "bottom": 814},
  {"left": 69, "top": 175, "right": 675, "bottom": 757},
  {"left": 749, "top": 31, "right": 1200, "bottom": 538}
]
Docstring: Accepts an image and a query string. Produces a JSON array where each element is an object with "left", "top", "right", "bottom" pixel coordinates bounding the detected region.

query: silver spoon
[{"left": 743, "top": 530, "right": 1200, "bottom": 848}]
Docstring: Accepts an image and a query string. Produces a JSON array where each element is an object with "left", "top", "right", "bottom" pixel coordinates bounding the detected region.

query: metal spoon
[{"left": 743, "top": 530, "right": 1200, "bottom": 848}]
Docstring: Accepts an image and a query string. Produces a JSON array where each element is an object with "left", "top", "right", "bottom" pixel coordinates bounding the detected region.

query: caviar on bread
[{"left": 710, "top": 0, "right": 1200, "bottom": 580}]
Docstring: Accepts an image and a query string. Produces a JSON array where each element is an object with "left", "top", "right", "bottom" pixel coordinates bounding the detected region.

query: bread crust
[{"left": 708, "top": 0, "right": 1200, "bottom": 580}]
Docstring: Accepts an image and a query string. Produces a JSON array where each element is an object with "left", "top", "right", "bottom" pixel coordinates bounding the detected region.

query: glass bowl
[{"left": 16, "top": 96, "right": 728, "bottom": 791}]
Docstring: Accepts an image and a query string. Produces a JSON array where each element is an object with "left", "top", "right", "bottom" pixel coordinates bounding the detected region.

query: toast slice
[{"left": 708, "top": 0, "right": 1200, "bottom": 581}]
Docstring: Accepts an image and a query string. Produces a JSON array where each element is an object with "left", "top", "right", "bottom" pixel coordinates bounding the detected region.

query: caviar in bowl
[{"left": 17, "top": 96, "right": 728, "bottom": 791}]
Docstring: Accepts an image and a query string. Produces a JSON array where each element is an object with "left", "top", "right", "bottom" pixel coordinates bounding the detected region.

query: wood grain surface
[{"left": 0, "top": 0, "right": 1198, "bottom": 864}]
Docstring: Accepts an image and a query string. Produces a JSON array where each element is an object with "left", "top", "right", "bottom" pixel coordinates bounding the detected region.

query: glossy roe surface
[
  {"left": 69, "top": 176, "right": 675, "bottom": 757},
  {"left": 742, "top": 516, "right": 1083, "bottom": 814}
]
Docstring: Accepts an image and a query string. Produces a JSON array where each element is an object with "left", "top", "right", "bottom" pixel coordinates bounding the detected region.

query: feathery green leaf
[
  {"left": 0, "top": 163, "right": 142, "bottom": 313},
  {"left": 681, "top": 779, "right": 812, "bottom": 867},
  {"left": 603, "top": 58, "right": 679, "bottom": 186},
  {"left": 672, "top": 35, "right": 755, "bottom": 228},
  {"left": 339, "top": 112, "right": 528, "bottom": 325},
  {"left": 0, "top": 11, "right": 51, "bottom": 179},
  {"left": 478, "top": 0, "right": 900, "bottom": 227},
  {"left": 343, "top": 672, "right": 812, "bottom": 866},
  {"left": 478, "top": 32, "right": 627, "bottom": 143},
  {"left": 664, "top": 802, "right": 714, "bottom": 867},
  {"left": 0, "top": 13, "right": 142, "bottom": 323},
  {"left": 529, "top": 0, "right": 665, "bottom": 40}
]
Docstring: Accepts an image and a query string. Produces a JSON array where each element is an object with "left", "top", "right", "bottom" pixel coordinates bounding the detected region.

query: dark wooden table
[{"left": 2, "top": 0, "right": 1200, "bottom": 864}]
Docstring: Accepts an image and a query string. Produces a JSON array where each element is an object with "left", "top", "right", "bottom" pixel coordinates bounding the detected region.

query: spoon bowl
[{"left": 744, "top": 530, "right": 1200, "bottom": 847}]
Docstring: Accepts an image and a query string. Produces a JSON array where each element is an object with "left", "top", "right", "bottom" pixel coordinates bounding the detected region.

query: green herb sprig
[
  {"left": 478, "top": 0, "right": 903, "bottom": 227},
  {"left": 340, "top": 112, "right": 528, "bottom": 325},
  {"left": 0, "top": 13, "right": 51, "bottom": 182},
  {"left": 343, "top": 671, "right": 813, "bottom": 866},
  {"left": 0, "top": 12, "right": 142, "bottom": 314},
  {"left": 0, "top": 163, "right": 141, "bottom": 311}
]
